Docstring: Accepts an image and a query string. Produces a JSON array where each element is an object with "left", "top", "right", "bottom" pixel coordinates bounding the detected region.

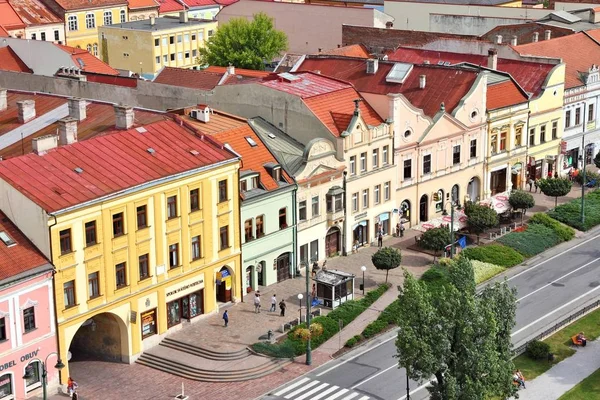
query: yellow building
[
  {"left": 98, "top": 12, "right": 217, "bottom": 79},
  {"left": 40, "top": 0, "right": 129, "bottom": 55},
  {"left": 0, "top": 113, "right": 242, "bottom": 381}
]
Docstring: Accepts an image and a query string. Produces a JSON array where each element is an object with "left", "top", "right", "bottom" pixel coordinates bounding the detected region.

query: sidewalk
[{"left": 516, "top": 340, "right": 600, "bottom": 400}]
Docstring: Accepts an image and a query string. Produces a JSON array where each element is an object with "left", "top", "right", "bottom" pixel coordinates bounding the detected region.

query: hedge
[
  {"left": 548, "top": 189, "right": 600, "bottom": 231},
  {"left": 528, "top": 213, "right": 575, "bottom": 242},
  {"left": 460, "top": 244, "right": 524, "bottom": 267},
  {"left": 497, "top": 224, "right": 560, "bottom": 257},
  {"left": 345, "top": 335, "right": 362, "bottom": 348},
  {"left": 472, "top": 260, "right": 505, "bottom": 284}
]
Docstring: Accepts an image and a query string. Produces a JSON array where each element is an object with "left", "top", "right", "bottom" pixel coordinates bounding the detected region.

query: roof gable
[
  {"left": 153, "top": 67, "right": 223, "bottom": 90},
  {"left": 419, "top": 112, "right": 468, "bottom": 144},
  {"left": 0, "top": 46, "right": 31, "bottom": 73}
]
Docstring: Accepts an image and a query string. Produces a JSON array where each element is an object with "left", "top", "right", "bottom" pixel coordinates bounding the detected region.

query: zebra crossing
[{"left": 271, "top": 377, "right": 371, "bottom": 400}]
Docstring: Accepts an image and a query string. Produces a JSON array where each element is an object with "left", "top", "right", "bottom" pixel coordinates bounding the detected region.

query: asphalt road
[{"left": 261, "top": 230, "right": 600, "bottom": 400}]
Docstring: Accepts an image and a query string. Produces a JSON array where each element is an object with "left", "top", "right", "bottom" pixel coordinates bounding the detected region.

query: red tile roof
[
  {"left": 204, "top": 66, "right": 271, "bottom": 78},
  {"left": 0, "top": 46, "right": 32, "bottom": 73},
  {"left": 260, "top": 72, "right": 352, "bottom": 98},
  {"left": 514, "top": 32, "right": 600, "bottom": 89},
  {"left": 0, "top": 92, "right": 67, "bottom": 137},
  {"left": 0, "top": 1, "right": 25, "bottom": 30},
  {"left": 0, "top": 26, "right": 8, "bottom": 36},
  {"left": 319, "top": 44, "right": 371, "bottom": 58},
  {"left": 49, "top": 0, "right": 127, "bottom": 11},
  {"left": 128, "top": 0, "right": 159, "bottom": 9},
  {"left": 154, "top": 67, "right": 223, "bottom": 90},
  {"left": 54, "top": 44, "right": 119, "bottom": 75},
  {"left": 298, "top": 57, "right": 478, "bottom": 118},
  {"left": 184, "top": 0, "right": 218, "bottom": 6},
  {"left": 386, "top": 47, "right": 554, "bottom": 96},
  {"left": 0, "top": 119, "right": 237, "bottom": 213},
  {"left": 8, "top": 0, "right": 62, "bottom": 25},
  {"left": 157, "top": 0, "right": 184, "bottom": 12},
  {"left": 214, "top": 0, "right": 237, "bottom": 5},
  {"left": 0, "top": 211, "right": 49, "bottom": 281},
  {"left": 487, "top": 80, "right": 528, "bottom": 110}
]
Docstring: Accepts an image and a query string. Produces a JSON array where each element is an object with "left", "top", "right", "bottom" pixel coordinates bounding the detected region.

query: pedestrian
[
  {"left": 270, "top": 294, "right": 277, "bottom": 312},
  {"left": 513, "top": 370, "right": 526, "bottom": 389},
  {"left": 67, "top": 377, "right": 78, "bottom": 397},
  {"left": 400, "top": 220, "right": 405, "bottom": 237},
  {"left": 279, "top": 299, "right": 286, "bottom": 317},
  {"left": 254, "top": 293, "right": 261, "bottom": 313},
  {"left": 554, "top": 171, "right": 558, "bottom": 179},
  {"left": 223, "top": 310, "right": 229, "bottom": 327},
  {"left": 311, "top": 283, "right": 316, "bottom": 299},
  {"left": 534, "top": 179, "right": 539, "bottom": 193},
  {"left": 377, "top": 231, "right": 383, "bottom": 248},
  {"left": 528, "top": 178, "right": 533, "bottom": 192}
]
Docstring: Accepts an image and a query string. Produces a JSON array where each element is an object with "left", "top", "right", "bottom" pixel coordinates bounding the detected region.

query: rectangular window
[
  {"left": 177, "top": 35, "right": 182, "bottom": 43},
  {"left": 575, "top": 108, "right": 581, "bottom": 125},
  {"left": 54, "top": 30, "right": 60, "bottom": 41},
  {"left": 192, "top": 49, "right": 197, "bottom": 57},
  {"left": 360, "top": 152, "right": 367, "bottom": 172},
  {"left": 115, "top": 262, "right": 127, "bottom": 288},
  {"left": 189, "top": 188, "right": 200, "bottom": 211},
  {"left": 169, "top": 35, "right": 174, "bottom": 44},
  {"left": 0, "top": 318, "right": 6, "bottom": 341},
  {"left": 155, "top": 56, "right": 160, "bottom": 64},
  {"left": 170, "top": 53, "right": 175, "bottom": 61},
  {"left": 163, "top": 55, "right": 168, "bottom": 63},
  {"left": 565, "top": 110, "right": 571, "bottom": 128},
  {"left": 491, "top": 134, "right": 497, "bottom": 153},
  {"left": 208, "top": 29, "right": 214, "bottom": 36},
  {"left": 154, "top": 38, "right": 159, "bottom": 46},
  {"left": 529, "top": 128, "right": 535, "bottom": 146},
  {"left": 86, "top": 13, "right": 95, "bottom": 29},
  {"left": 139, "top": 254, "right": 149, "bottom": 280},
  {"left": 85, "top": 221, "right": 97, "bottom": 246},
  {"left": 120, "top": 9, "right": 126, "bottom": 23},
  {"left": 382, "top": 145, "right": 389, "bottom": 165},
  {"left": 23, "top": 307, "right": 35, "bottom": 332},
  {"left": 136, "top": 205, "right": 147, "bottom": 229},
  {"left": 515, "top": 127, "right": 522, "bottom": 147},
  {"left": 113, "top": 212, "right": 124, "bottom": 236},
  {"left": 191, "top": 33, "right": 196, "bottom": 41},
  {"left": 191, "top": 236, "right": 201, "bottom": 260},
  {"left": 589, "top": 104, "right": 595, "bottom": 122},
  {"left": 403, "top": 159, "right": 411, "bottom": 179},
  {"left": 244, "top": 219, "right": 253, "bottom": 242},
  {"left": 279, "top": 208, "right": 287, "bottom": 229},
  {"left": 59, "top": 228, "right": 72, "bottom": 254},
  {"left": 185, "top": 51, "right": 190, "bottom": 59},
  {"left": 540, "top": 125, "right": 546, "bottom": 143},
  {"left": 350, "top": 156, "right": 356, "bottom": 175},
  {"left": 423, "top": 155, "right": 431, "bottom": 174},
  {"left": 374, "top": 185, "right": 381, "bottom": 204},
  {"left": 552, "top": 121, "right": 558, "bottom": 140},
  {"left": 177, "top": 52, "right": 183, "bottom": 61},
  {"left": 219, "top": 226, "right": 229, "bottom": 250},
  {"left": 167, "top": 195, "right": 177, "bottom": 219},
  {"left": 500, "top": 132, "right": 507, "bottom": 151},
  {"left": 453, "top": 145, "right": 461, "bottom": 164},
  {"left": 352, "top": 192, "right": 358, "bottom": 212},
  {"left": 256, "top": 215, "right": 264, "bottom": 238},
  {"left": 184, "top": 33, "right": 189, "bottom": 42},
  {"left": 299, "top": 200, "right": 307, "bottom": 221},
  {"left": 239, "top": 180, "right": 247, "bottom": 193},
  {"left": 103, "top": 11, "right": 112, "bottom": 25},
  {"left": 169, "top": 243, "right": 179, "bottom": 268},
  {"left": 384, "top": 181, "right": 390, "bottom": 201},
  {"left": 470, "top": 139, "right": 477, "bottom": 158},
  {"left": 88, "top": 272, "right": 99, "bottom": 298},
  {"left": 63, "top": 280, "right": 76, "bottom": 308},
  {"left": 40, "top": 32, "right": 46, "bottom": 41},
  {"left": 31, "top": 33, "right": 37, "bottom": 40},
  {"left": 162, "top": 37, "right": 167, "bottom": 46},
  {"left": 311, "top": 196, "right": 319, "bottom": 217},
  {"left": 362, "top": 189, "right": 369, "bottom": 209},
  {"left": 372, "top": 149, "right": 379, "bottom": 169},
  {"left": 218, "top": 179, "right": 227, "bottom": 202},
  {"left": 68, "top": 15, "right": 78, "bottom": 31}
]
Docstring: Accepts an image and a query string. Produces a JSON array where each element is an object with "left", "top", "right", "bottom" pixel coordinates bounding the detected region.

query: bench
[{"left": 572, "top": 335, "right": 583, "bottom": 346}]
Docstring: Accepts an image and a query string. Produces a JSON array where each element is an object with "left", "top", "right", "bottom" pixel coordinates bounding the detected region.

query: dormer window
[
  {"left": 240, "top": 173, "right": 260, "bottom": 192},
  {"left": 273, "top": 166, "right": 281, "bottom": 182}
]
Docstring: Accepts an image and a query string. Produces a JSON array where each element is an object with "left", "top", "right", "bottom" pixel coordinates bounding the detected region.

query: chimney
[
  {"left": 226, "top": 64, "right": 235, "bottom": 75},
  {"left": 533, "top": 32, "right": 539, "bottom": 42},
  {"left": 17, "top": 100, "right": 35, "bottom": 123},
  {"left": 114, "top": 104, "right": 134, "bottom": 129},
  {"left": 0, "top": 89, "right": 6, "bottom": 111},
  {"left": 68, "top": 97, "right": 86, "bottom": 121},
  {"left": 419, "top": 75, "right": 426, "bottom": 89},
  {"left": 353, "top": 99, "right": 361, "bottom": 116},
  {"left": 150, "top": 15, "right": 156, "bottom": 26},
  {"left": 58, "top": 117, "right": 78, "bottom": 145},
  {"left": 180, "top": 11, "right": 188, "bottom": 23},
  {"left": 366, "top": 58, "right": 378, "bottom": 75},
  {"left": 487, "top": 48, "right": 498, "bottom": 70},
  {"left": 32, "top": 135, "right": 58, "bottom": 155},
  {"left": 196, "top": 106, "right": 211, "bottom": 123},
  {"left": 496, "top": 34, "right": 502, "bottom": 44},
  {"left": 590, "top": 9, "right": 600, "bottom": 23},
  {"left": 511, "top": 35, "right": 518, "bottom": 46},
  {"left": 544, "top": 29, "right": 552, "bottom": 40}
]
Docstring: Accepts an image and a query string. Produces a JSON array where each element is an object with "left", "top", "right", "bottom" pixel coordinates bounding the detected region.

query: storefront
[
  {"left": 141, "top": 309, "right": 157, "bottom": 339},
  {"left": 165, "top": 275, "right": 205, "bottom": 328},
  {"left": 527, "top": 158, "right": 543, "bottom": 180},
  {"left": 352, "top": 216, "right": 369, "bottom": 247},
  {"left": 375, "top": 212, "right": 391, "bottom": 236},
  {"left": 490, "top": 168, "right": 507, "bottom": 195},
  {"left": 511, "top": 162, "right": 523, "bottom": 190}
]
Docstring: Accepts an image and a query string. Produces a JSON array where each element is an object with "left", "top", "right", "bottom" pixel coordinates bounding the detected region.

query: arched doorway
[
  {"left": 325, "top": 226, "right": 341, "bottom": 257},
  {"left": 467, "top": 177, "right": 480, "bottom": 202},
  {"left": 276, "top": 252, "right": 291, "bottom": 282},
  {"left": 419, "top": 194, "right": 428, "bottom": 222},
  {"left": 451, "top": 184, "right": 459, "bottom": 203},
  {"left": 353, "top": 221, "right": 368, "bottom": 247},
  {"left": 245, "top": 266, "right": 253, "bottom": 293},
  {"left": 216, "top": 266, "right": 233, "bottom": 303},
  {"left": 68, "top": 312, "right": 128, "bottom": 363},
  {"left": 400, "top": 200, "right": 411, "bottom": 222}
]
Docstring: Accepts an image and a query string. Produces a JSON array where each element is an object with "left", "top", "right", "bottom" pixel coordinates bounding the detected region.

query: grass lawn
[
  {"left": 514, "top": 307, "right": 600, "bottom": 380},
  {"left": 559, "top": 367, "right": 600, "bottom": 399}
]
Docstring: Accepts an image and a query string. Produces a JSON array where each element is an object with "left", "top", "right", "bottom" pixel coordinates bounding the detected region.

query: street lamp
[
  {"left": 297, "top": 293, "right": 303, "bottom": 322},
  {"left": 23, "top": 352, "right": 65, "bottom": 400},
  {"left": 442, "top": 200, "right": 461, "bottom": 258},
  {"left": 579, "top": 154, "right": 586, "bottom": 224},
  {"left": 360, "top": 266, "right": 367, "bottom": 295}
]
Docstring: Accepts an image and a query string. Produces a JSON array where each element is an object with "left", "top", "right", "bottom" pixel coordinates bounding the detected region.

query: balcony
[{"left": 326, "top": 209, "right": 345, "bottom": 226}]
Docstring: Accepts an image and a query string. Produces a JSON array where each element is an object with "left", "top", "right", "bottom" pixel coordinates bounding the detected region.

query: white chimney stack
[
  {"left": 17, "top": 100, "right": 35, "bottom": 123},
  {"left": 487, "top": 48, "right": 498, "bottom": 70},
  {"left": 496, "top": 34, "right": 503, "bottom": 44},
  {"left": 226, "top": 64, "right": 235, "bottom": 75},
  {"left": 511, "top": 36, "right": 518, "bottom": 46},
  {"left": 533, "top": 32, "right": 539, "bottom": 42},
  {"left": 68, "top": 97, "right": 86, "bottom": 121},
  {"left": 545, "top": 30, "right": 552, "bottom": 40},
  {"left": 58, "top": 117, "right": 78, "bottom": 145},
  {"left": 150, "top": 16, "right": 156, "bottom": 26},
  {"left": 196, "top": 106, "right": 211, "bottom": 123},
  {"left": 32, "top": 135, "right": 58, "bottom": 155},
  {"left": 366, "top": 58, "right": 378, "bottom": 74},
  {"left": 419, "top": 75, "right": 426, "bottom": 89},
  {"left": 180, "top": 11, "right": 188, "bottom": 23},
  {"left": 114, "top": 104, "right": 134, "bottom": 130},
  {"left": 0, "top": 89, "right": 6, "bottom": 111}
]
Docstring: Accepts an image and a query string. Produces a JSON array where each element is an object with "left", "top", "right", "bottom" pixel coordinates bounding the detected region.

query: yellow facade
[
  {"left": 64, "top": 5, "right": 128, "bottom": 53},
  {"left": 50, "top": 160, "right": 241, "bottom": 380},
  {"left": 98, "top": 17, "right": 217, "bottom": 77}
]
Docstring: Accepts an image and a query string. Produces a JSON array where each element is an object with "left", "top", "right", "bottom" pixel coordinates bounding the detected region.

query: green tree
[
  {"left": 371, "top": 247, "right": 402, "bottom": 283},
  {"left": 464, "top": 202, "right": 499, "bottom": 244},
  {"left": 508, "top": 190, "right": 535, "bottom": 225},
  {"left": 420, "top": 227, "right": 451, "bottom": 262},
  {"left": 537, "top": 178, "right": 573, "bottom": 207},
  {"left": 594, "top": 150, "right": 600, "bottom": 169},
  {"left": 395, "top": 258, "right": 518, "bottom": 400},
  {"left": 198, "top": 13, "right": 288, "bottom": 70}
]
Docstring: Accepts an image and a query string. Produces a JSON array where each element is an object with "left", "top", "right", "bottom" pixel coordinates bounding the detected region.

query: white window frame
[
  {"left": 85, "top": 13, "right": 95, "bottom": 29},
  {"left": 103, "top": 10, "right": 112, "bottom": 25},
  {"left": 352, "top": 193, "right": 358, "bottom": 212},
  {"left": 362, "top": 189, "right": 369, "bottom": 209},
  {"left": 68, "top": 15, "right": 78, "bottom": 31},
  {"left": 384, "top": 181, "right": 390, "bottom": 201},
  {"left": 374, "top": 185, "right": 380, "bottom": 204}
]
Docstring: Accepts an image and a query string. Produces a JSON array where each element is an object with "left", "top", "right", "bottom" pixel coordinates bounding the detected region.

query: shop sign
[
  {"left": 354, "top": 212, "right": 367, "bottom": 221},
  {"left": 560, "top": 140, "right": 567, "bottom": 155},
  {"left": 165, "top": 277, "right": 204, "bottom": 299},
  {"left": 141, "top": 309, "right": 157, "bottom": 338},
  {"left": 0, "top": 349, "right": 40, "bottom": 371}
]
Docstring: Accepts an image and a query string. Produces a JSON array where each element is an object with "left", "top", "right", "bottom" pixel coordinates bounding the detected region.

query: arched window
[
  {"left": 435, "top": 189, "right": 444, "bottom": 213},
  {"left": 86, "top": 44, "right": 92, "bottom": 53},
  {"left": 92, "top": 43, "right": 98, "bottom": 56},
  {"left": 68, "top": 15, "right": 78, "bottom": 31},
  {"left": 24, "top": 361, "right": 42, "bottom": 391},
  {"left": 0, "top": 373, "right": 12, "bottom": 397},
  {"left": 103, "top": 11, "right": 112, "bottom": 26},
  {"left": 451, "top": 184, "right": 459, "bottom": 203},
  {"left": 120, "top": 9, "right": 126, "bottom": 23}
]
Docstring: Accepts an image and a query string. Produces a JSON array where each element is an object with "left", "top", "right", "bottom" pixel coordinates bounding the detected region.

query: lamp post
[
  {"left": 23, "top": 352, "right": 65, "bottom": 400},
  {"left": 579, "top": 152, "right": 586, "bottom": 224},
  {"left": 360, "top": 265, "right": 366, "bottom": 295},
  {"left": 304, "top": 253, "right": 317, "bottom": 366},
  {"left": 297, "top": 293, "right": 303, "bottom": 322},
  {"left": 442, "top": 201, "right": 461, "bottom": 258}
]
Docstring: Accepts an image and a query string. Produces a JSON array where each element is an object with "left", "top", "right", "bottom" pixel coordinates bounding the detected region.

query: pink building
[{"left": 0, "top": 211, "right": 58, "bottom": 400}]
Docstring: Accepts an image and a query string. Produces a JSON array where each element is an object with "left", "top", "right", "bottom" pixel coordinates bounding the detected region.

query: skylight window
[
  {"left": 74, "top": 167, "right": 83, "bottom": 174},
  {"left": 189, "top": 149, "right": 199, "bottom": 156},
  {"left": 135, "top": 127, "right": 147, "bottom": 133},
  {"left": 0, "top": 231, "right": 16, "bottom": 247},
  {"left": 268, "top": 133, "right": 276, "bottom": 139},
  {"left": 245, "top": 137, "right": 258, "bottom": 147},
  {"left": 147, "top": 148, "right": 155, "bottom": 154}
]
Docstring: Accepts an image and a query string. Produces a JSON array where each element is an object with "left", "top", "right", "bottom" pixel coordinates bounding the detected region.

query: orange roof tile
[
  {"left": 54, "top": 43, "right": 119, "bottom": 75},
  {"left": 486, "top": 80, "right": 528, "bottom": 110},
  {"left": 153, "top": 67, "right": 223, "bottom": 90},
  {"left": 0, "top": 211, "right": 50, "bottom": 282},
  {"left": 8, "top": 0, "right": 62, "bottom": 25},
  {"left": 128, "top": 0, "right": 159, "bottom": 8},
  {"left": 157, "top": 0, "right": 184, "bottom": 13},
  {"left": 0, "top": 92, "right": 68, "bottom": 139},
  {"left": 204, "top": 66, "right": 271, "bottom": 78},
  {"left": 0, "top": 26, "right": 8, "bottom": 36},
  {"left": 175, "top": 108, "right": 247, "bottom": 135},
  {"left": 320, "top": 44, "right": 371, "bottom": 58},
  {"left": 49, "top": 0, "right": 127, "bottom": 11},
  {"left": 0, "top": 1, "right": 25, "bottom": 30},
  {"left": 0, "top": 46, "right": 31, "bottom": 73}
]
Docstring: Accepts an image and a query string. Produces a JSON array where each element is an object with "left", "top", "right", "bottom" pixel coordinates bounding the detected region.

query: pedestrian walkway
[
  {"left": 269, "top": 376, "right": 370, "bottom": 400},
  {"left": 516, "top": 340, "right": 600, "bottom": 400}
]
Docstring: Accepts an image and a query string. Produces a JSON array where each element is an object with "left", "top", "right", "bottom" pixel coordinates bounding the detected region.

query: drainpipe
[
  {"left": 291, "top": 184, "right": 298, "bottom": 276},
  {"left": 236, "top": 170, "right": 244, "bottom": 303},
  {"left": 47, "top": 213, "right": 62, "bottom": 384},
  {"left": 342, "top": 171, "right": 348, "bottom": 256},
  {"left": 525, "top": 109, "right": 532, "bottom": 183}
]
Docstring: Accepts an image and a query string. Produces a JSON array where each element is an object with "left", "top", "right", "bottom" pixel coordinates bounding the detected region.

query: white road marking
[
  {"left": 323, "top": 388, "right": 349, "bottom": 400},
  {"left": 339, "top": 393, "right": 359, "bottom": 400},
  {"left": 350, "top": 364, "right": 397, "bottom": 389},
  {"left": 517, "top": 257, "right": 600, "bottom": 302},
  {"left": 357, "top": 397, "right": 370, "bottom": 400},
  {"left": 397, "top": 380, "right": 435, "bottom": 400},
  {"left": 316, "top": 334, "right": 397, "bottom": 377},
  {"left": 310, "top": 385, "right": 339, "bottom": 400},
  {"left": 296, "top": 383, "right": 329, "bottom": 400},
  {"left": 274, "top": 378, "right": 311, "bottom": 396},
  {"left": 285, "top": 380, "right": 320, "bottom": 399}
]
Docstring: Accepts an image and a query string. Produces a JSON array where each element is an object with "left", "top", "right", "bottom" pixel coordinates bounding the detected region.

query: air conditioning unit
[{"left": 190, "top": 109, "right": 199, "bottom": 119}]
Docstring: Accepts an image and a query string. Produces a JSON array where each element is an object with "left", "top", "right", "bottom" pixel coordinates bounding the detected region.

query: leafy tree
[
  {"left": 395, "top": 258, "right": 518, "bottom": 400},
  {"left": 371, "top": 247, "right": 402, "bottom": 283},
  {"left": 464, "top": 202, "right": 499, "bottom": 244},
  {"left": 419, "top": 227, "right": 451, "bottom": 262},
  {"left": 508, "top": 190, "right": 535, "bottom": 225},
  {"left": 538, "top": 178, "right": 573, "bottom": 207},
  {"left": 198, "top": 13, "right": 288, "bottom": 70},
  {"left": 594, "top": 150, "right": 600, "bottom": 169}
]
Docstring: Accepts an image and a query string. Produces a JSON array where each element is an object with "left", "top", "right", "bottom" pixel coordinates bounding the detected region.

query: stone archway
[
  {"left": 325, "top": 226, "right": 341, "bottom": 257},
  {"left": 68, "top": 312, "right": 128, "bottom": 363},
  {"left": 216, "top": 266, "right": 234, "bottom": 303},
  {"left": 419, "top": 194, "right": 429, "bottom": 222},
  {"left": 467, "top": 177, "right": 481, "bottom": 201}
]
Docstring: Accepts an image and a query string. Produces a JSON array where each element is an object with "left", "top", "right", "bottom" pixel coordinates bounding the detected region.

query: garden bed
[{"left": 548, "top": 189, "right": 600, "bottom": 231}]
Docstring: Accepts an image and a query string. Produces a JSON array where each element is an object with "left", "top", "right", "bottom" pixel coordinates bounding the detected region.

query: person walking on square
[
  {"left": 377, "top": 230, "right": 383, "bottom": 248},
  {"left": 528, "top": 178, "right": 534, "bottom": 192},
  {"left": 279, "top": 299, "right": 286, "bottom": 317},
  {"left": 534, "top": 179, "right": 539, "bottom": 193},
  {"left": 270, "top": 294, "right": 277, "bottom": 312},
  {"left": 400, "top": 220, "right": 405, "bottom": 237},
  {"left": 254, "top": 293, "right": 261, "bottom": 313},
  {"left": 223, "top": 310, "right": 229, "bottom": 327}
]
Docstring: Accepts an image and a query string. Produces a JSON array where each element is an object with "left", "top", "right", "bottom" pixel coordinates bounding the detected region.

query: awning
[
  {"left": 479, "top": 191, "right": 511, "bottom": 214},
  {"left": 353, "top": 221, "right": 367, "bottom": 228},
  {"left": 415, "top": 209, "right": 468, "bottom": 232},
  {"left": 378, "top": 212, "right": 390, "bottom": 221},
  {"left": 327, "top": 186, "right": 344, "bottom": 196}
]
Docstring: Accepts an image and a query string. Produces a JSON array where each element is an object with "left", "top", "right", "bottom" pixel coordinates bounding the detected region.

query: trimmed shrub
[
  {"left": 526, "top": 340, "right": 551, "bottom": 360},
  {"left": 461, "top": 244, "right": 524, "bottom": 267},
  {"left": 471, "top": 260, "right": 505, "bottom": 284},
  {"left": 528, "top": 213, "right": 575, "bottom": 242},
  {"left": 362, "top": 319, "right": 388, "bottom": 339},
  {"left": 345, "top": 335, "right": 362, "bottom": 348},
  {"left": 251, "top": 340, "right": 298, "bottom": 359},
  {"left": 548, "top": 189, "right": 600, "bottom": 231},
  {"left": 497, "top": 224, "right": 560, "bottom": 257}
]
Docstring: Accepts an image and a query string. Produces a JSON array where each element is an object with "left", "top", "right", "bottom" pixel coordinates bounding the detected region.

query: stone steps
[{"left": 160, "top": 337, "right": 250, "bottom": 361}]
